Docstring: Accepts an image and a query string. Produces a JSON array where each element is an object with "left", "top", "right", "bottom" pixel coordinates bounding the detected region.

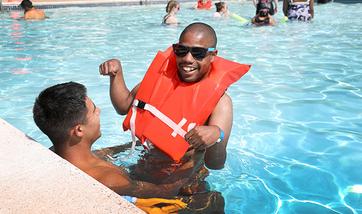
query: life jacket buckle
[{"left": 136, "top": 100, "right": 146, "bottom": 109}]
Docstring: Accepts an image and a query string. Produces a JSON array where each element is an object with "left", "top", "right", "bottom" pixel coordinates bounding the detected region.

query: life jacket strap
[{"left": 132, "top": 99, "right": 188, "bottom": 138}]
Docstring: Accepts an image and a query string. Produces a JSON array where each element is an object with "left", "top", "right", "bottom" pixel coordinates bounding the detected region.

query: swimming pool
[{"left": 1, "top": 2, "right": 361, "bottom": 213}]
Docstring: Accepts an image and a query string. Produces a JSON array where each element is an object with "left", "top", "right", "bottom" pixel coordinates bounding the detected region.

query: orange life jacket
[
  {"left": 197, "top": 0, "right": 212, "bottom": 9},
  {"left": 123, "top": 47, "right": 251, "bottom": 162}
]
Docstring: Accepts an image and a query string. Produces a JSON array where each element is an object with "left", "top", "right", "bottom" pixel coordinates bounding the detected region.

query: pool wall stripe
[{"left": 1, "top": 0, "right": 195, "bottom": 11}]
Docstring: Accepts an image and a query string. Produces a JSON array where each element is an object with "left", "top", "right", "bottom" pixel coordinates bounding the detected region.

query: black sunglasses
[{"left": 172, "top": 44, "right": 216, "bottom": 60}]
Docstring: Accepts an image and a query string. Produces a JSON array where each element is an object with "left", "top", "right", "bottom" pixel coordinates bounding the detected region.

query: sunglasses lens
[
  {"left": 173, "top": 44, "right": 189, "bottom": 57},
  {"left": 172, "top": 44, "right": 211, "bottom": 60},
  {"left": 190, "top": 47, "right": 207, "bottom": 60}
]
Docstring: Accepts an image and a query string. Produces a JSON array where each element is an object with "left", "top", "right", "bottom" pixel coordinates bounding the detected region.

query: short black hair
[
  {"left": 33, "top": 82, "right": 88, "bottom": 145},
  {"left": 20, "top": 0, "right": 33, "bottom": 10},
  {"left": 179, "top": 22, "right": 217, "bottom": 48},
  {"left": 215, "top": 2, "right": 225, "bottom": 13}
]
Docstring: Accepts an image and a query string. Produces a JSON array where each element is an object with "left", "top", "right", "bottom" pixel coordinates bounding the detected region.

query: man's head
[
  {"left": 215, "top": 2, "right": 226, "bottom": 13},
  {"left": 173, "top": 22, "right": 217, "bottom": 83},
  {"left": 258, "top": 4, "right": 270, "bottom": 17},
  {"left": 20, "top": 0, "right": 33, "bottom": 11},
  {"left": 33, "top": 82, "right": 101, "bottom": 147}
]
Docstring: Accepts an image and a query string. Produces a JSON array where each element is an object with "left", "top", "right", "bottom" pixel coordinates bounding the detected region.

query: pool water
[{"left": 1, "top": 2, "right": 362, "bottom": 213}]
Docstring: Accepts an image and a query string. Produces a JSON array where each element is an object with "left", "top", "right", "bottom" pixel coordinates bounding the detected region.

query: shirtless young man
[
  {"left": 33, "top": 82, "right": 188, "bottom": 200},
  {"left": 19, "top": 0, "right": 46, "bottom": 20}
]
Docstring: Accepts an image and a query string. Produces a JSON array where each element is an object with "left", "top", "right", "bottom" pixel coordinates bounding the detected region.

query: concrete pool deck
[{"left": 0, "top": 118, "right": 144, "bottom": 214}]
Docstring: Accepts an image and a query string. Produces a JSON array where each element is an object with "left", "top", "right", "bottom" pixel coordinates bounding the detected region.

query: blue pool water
[{"left": 1, "top": 2, "right": 362, "bottom": 213}]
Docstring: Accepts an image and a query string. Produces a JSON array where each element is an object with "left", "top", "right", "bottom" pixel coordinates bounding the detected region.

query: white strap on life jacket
[
  {"left": 128, "top": 99, "right": 196, "bottom": 156},
  {"left": 133, "top": 99, "right": 188, "bottom": 136}
]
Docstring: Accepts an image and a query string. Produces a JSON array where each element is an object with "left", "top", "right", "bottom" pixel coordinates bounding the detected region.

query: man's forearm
[
  {"left": 204, "top": 143, "right": 227, "bottom": 170},
  {"left": 118, "top": 180, "right": 186, "bottom": 198},
  {"left": 109, "top": 73, "right": 134, "bottom": 115}
]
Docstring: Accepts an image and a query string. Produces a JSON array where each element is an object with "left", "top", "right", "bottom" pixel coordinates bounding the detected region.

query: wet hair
[
  {"left": 166, "top": 0, "right": 179, "bottom": 13},
  {"left": 19, "top": 0, "right": 33, "bottom": 10},
  {"left": 179, "top": 22, "right": 217, "bottom": 48},
  {"left": 33, "top": 82, "right": 88, "bottom": 145},
  {"left": 215, "top": 2, "right": 226, "bottom": 13}
]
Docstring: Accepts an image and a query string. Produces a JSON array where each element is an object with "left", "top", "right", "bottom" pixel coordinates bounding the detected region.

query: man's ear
[
  {"left": 210, "top": 50, "right": 217, "bottom": 62},
  {"left": 71, "top": 124, "right": 84, "bottom": 138}
]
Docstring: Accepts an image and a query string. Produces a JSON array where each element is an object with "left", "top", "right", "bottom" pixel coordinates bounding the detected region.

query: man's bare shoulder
[
  {"left": 24, "top": 9, "right": 46, "bottom": 20},
  {"left": 88, "top": 163, "right": 132, "bottom": 190},
  {"left": 215, "top": 93, "right": 232, "bottom": 110}
]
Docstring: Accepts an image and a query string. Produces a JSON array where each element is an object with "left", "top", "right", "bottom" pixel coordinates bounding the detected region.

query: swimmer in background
[
  {"left": 213, "top": 2, "right": 229, "bottom": 18},
  {"left": 163, "top": 0, "right": 180, "bottom": 25},
  {"left": 253, "top": 0, "right": 278, "bottom": 15},
  {"left": 251, "top": 6, "right": 276, "bottom": 26},
  {"left": 194, "top": 0, "right": 212, "bottom": 10},
  {"left": 283, "top": 0, "right": 314, "bottom": 21},
  {"left": 19, "top": 0, "right": 46, "bottom": 20}
]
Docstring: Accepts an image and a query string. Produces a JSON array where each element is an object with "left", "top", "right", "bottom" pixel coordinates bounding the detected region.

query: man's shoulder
[{"left": 25, "top": 9, "right": 45, "bottom": 19}]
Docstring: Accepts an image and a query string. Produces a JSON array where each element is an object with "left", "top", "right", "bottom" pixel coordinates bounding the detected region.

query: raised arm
[
  {"left": 252, "top": 0, "right": 257, "bottom": 7},
  {"left": 99, "top": 59, "right": 139, "bottom": 115},
  {"left": 283, "top": 0, "right": 288, "bottom": 17},
  {"left": 273, "top": 0, "right": 278, "bottom": 14},
  {"left": 310, "top": 0, "right": 314, "bottom": 18},
  {"left": 184, "top": 93, "right": 233, "bottom": 170}
]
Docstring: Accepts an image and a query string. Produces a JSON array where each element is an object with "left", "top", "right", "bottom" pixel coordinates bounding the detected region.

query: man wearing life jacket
[{"left": 99, "top": 22, "right": 250, "bottom": 211}]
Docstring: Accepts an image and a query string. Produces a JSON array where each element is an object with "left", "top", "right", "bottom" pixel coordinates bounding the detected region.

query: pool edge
[{"left": 0, "top": 118, "right": 144, "bottom": 214}]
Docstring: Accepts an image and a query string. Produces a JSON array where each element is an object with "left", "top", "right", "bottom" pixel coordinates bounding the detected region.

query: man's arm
[
  {"left": 309, "top": 0, "right": 314, "bottom": 18},
  {"left": 184, "top": 94, "right": 233, "bottom": 170},
  {"left": 252, "top": 0, "right": 257, "bottom": 7},
  {"left": 98, "top": 167, "right": 187, "bottom": 198},
  {"left": 273, "top": 0, "right": 278, "bottom": 14},
  {"left": 283, "top": 0, "right": 288, "bottom": 17},
  {"left": 99, "top": 59, "right": 139, "bottom": 115}
]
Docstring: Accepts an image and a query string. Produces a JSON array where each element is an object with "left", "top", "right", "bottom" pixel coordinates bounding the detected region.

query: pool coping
[
  {"left": 1, "top": 0, "right": 195, "bottom": 10},
  {"left": 0, "top": 118, "right": 144, "bottom": 213}
]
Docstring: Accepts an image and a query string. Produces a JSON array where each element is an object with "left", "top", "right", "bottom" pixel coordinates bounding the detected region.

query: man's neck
[
  {"left": 55, "top": 140, "right": 98, "bottom": 168},
  {"left": 25, "top": 7, "right": 35, "bottom": 12}
]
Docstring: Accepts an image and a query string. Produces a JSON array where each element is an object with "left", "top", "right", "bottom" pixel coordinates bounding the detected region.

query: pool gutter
[{"left": 1, "top": 0, "right": 195, "bottom": 10}]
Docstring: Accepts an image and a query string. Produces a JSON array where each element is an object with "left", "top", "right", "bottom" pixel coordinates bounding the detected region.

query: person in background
[
  {"left": 163, "top": 0, "right": 180, "bottom": 25},
  {"left": 253, "top": 0, "right": 278, "bottom": 15},
  {"left": 283, "top": 0, "right": 314, "bottom": 21},
  {"left": 19, "top": 0, "right": 46, "bottom": 20},
  {"left": 251, "top": 6, "right": 276, "bottom": 26},
  {"left": 33, "top": 82, "right": 188, "bottom": 213},
  {"left": 195, "top": 0, "right": 212, "bottom": 10},
  {"left": 213, "top": 1, "right": 229, "bottom": 18},
  {"left": 317, "top": 0, "right": 331, "bottom": 3}
]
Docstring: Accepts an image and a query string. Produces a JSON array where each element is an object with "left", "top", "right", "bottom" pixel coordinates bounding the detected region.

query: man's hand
[
  {"left": 99, "top": 59, "right": 122, "bottom": 77},
  {"left": 185, "top": 125, "right": 220, "bottom": 151}
]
